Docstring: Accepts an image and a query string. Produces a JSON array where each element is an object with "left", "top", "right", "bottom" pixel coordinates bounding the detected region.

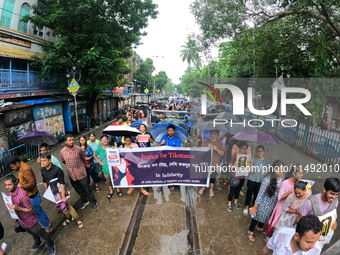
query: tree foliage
[
  {"left": 180, "top": 35, "right": 203, "bottom": 71},
  {"left": 25, "top": 0, "right": 158, "bottom": 121},
  {"left": 191, "top": 0, "right": 340, "bottom": 73}
]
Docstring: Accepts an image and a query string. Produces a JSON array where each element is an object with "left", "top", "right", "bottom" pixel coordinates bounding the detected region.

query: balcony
[{"left": 0, "top": 69, "right": 65, "bottom": 95}]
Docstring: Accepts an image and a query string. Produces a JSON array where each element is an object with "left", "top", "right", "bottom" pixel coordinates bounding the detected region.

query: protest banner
[
  {"left": 108, "top": 147, "right": 212, "bottom": 187},
  {"left": 151, "top": 110, "right": 187, "bottom": 123},
  {"left": 234, "top": 154, "right": 251, "bottom": 177},
  {"left": 43, "top": 178, "right": 70, "bottom": 204},
  {"left": 318, "top": 209, "right": 337, "bottom": 245},
  {"left": 1, "top": 192, "right": 19, "bottom": 219}
]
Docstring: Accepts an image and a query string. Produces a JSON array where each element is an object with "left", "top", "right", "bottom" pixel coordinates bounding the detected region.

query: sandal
[
  {"left": 117, "top": 191, "right": 123, "bottom": 197},
  {"left": 209, "top": 189, "right": 214, "bottom": 197},
  {"left": 107, "top": 193, "right": 113, "bottom": 199},
  {"left": 248, "top": 231, "right": 255, "bottom": 242},
  {"left": 95, "top": 187, "right": 100, "bottom": 193},
  {"left": 63, "top": 219, "right": 71, "bottom": 226},
  {"left": 141, "top": 189, "right": 149, "bottom": 196},
  {"left": 77, "top": 220, "right": 84, "bottom": 229},
  {"left": 222, "top": 182, "right": 228, "bottom": 188},
  {"left": 256, "top": 227, "right": 267, "bottom": 234},
  {"left": 157, "top": 187, "right": 162, "bottom": 193},
  {"left": 198, "top": 188, "right": 205, "bottom": 195},
  {"left": 127, "top": 188, "right": 134, "bottom": 194}
]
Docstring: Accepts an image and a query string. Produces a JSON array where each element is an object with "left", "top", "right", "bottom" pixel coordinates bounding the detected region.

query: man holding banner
[{"left": 157, "top": 124, "right": 181, "bottom": 192}]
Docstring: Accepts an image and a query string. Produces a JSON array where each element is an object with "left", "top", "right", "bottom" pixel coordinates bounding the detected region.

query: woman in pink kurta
[
  {"left": 266, "top": 164, "right": 304, "bottom": 239},
  {"left": 277, "top": 181, "right": 311, "bottom": 228}
]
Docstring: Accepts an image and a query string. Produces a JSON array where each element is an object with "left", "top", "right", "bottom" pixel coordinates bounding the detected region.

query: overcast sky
[{"left": 136, "top": 0, "right": 201, "bottom": 84}]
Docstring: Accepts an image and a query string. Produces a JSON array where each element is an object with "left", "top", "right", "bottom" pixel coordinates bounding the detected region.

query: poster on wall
[
  {"left": 6, "top": 122, "right": 35, "bottom": 147},
  {"left": 35, "top": 115, "right": 65, "bottom": 140}
]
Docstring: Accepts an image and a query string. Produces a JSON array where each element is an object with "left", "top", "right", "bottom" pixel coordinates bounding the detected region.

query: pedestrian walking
[
  {"left": 9, "top": 158, "right": 52, "bottom": 233},
  {"left": 79, "top": 135, "right": 99, "bottom": 192},
  {"left": 94, "top": 134, "right": 120, "bottom": 200},
  {"left": 259, "top": 215, "right": 322, "bottom": 255},
  {"left": 227, "top": 142, "right": 251, "bottom": 212},
  {"left": 243, "top": 145, "right": 269, "bottom": 216},
  {"left": 247, "top": 160, "right": 285, "bottom": 242},
  {"left": 199, "top": 130, "right": 224, "bottom": 197},
  {"left": 40, "top": 153, "right": 84, "bottom": 229},
  {"left": 266, "top": 164, "right": 304, "bottom": 239},
  {"left": 59, "top": 134, "right": 98, "bottom": 210},
  {"left": 297, "top": 177, "right": 339, "bottom": 249},
  {"left": 37, "top": 143, "right": 63, "bottom": 169},
  {"left": 87, "top": 132, "right": 102, "bottom": 174},
  {"left": 4, "top": 175, "right": 56, "bottom": 255},
  {"left": 157, "top": 124, "right": 181, "bottom": 193},
  {"left": 277, "top": 180, "right": 311, "bottom": 228}
]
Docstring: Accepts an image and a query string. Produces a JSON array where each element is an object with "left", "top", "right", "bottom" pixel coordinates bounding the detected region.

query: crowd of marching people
[{"left": 1, "top": 100, "right": 338, "bottom": 255}]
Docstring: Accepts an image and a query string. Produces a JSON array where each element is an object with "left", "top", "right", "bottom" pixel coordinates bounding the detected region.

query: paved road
[{"left": 1, "top": 122, "right": 340, "bottom": 255}]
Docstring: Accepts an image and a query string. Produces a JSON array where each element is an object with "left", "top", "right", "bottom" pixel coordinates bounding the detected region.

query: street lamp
[
  {"left": 280, "top": 64, "right": 285, "bottom": 77},
  {"left": 274, "top": 59, "right": 279, "bottom": 78}
]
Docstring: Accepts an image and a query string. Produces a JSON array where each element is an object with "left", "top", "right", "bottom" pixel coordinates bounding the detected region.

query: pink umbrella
[{"left": 230, "top": 130, "right": 281, "bottom": 145}]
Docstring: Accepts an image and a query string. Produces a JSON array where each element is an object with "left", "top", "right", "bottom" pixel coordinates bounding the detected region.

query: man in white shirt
[{"left": 259, "top": 215, "right": 322, "bottom": 255}]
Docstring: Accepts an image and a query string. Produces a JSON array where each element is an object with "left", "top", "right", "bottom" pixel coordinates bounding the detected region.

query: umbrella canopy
[
  {"left": 176, "top": 99, "right": 184, "bottom": 102},
  {"left": 192, "top": 121, "right": 229, "bottom": 133},
  {"left": 150, "top": 122, "right": 187, "bottom": 142},
  {"left": 226, "top": 124, "right": 257, "bottom": 135},
  {"left": 153, "top": 131, "right": 188, "bottom": 143},
  {"left": 230, "top": 131, "right": 281, "bottom": 145},
  {"left": 103, "top": 125, "right": 141, "bottom": 137},
  {"left": 159, "top": 118, "right": 188, "bottom": 130},
  {"left": 18, "top": 131, "right": 58, "bottom": 146},
  {"left": 215, "top": 112, "right": 243, "bottom": 122}
]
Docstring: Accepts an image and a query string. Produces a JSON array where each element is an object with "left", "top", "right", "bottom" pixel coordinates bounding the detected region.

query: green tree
[
  {"left": 154, "top": 71, "right": 169, "bottom": 92},
  {"left": 25, "top": 0, "right": 158, "bottom": 123},
  {"left": 134, "top": 58, "right": 155, "bottom": 92},
  {"left": 191, "top": 0, "right": 340, "bottom": 75},
  {"left": 180, "top": 36, "right": 202, "bottom": 71}
]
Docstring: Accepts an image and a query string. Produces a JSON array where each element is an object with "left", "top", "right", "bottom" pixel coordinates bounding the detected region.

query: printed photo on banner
[
  {"left": 43, "top": 178, "right": 70, "bottom": 204},
  {"left": 318, "top": 209, "right": 337, "bottom": 245},
  {"left": 235, "top": 154, "right": 251, "bottom": 177},
  {"left": 108, "top": 147, "right": 212, "bottom": 187},
  {"left": 1, "top": 192, "right": 19, "bottom": 219},
  {"left": 137, "top": 135, "right": 149, "bottom": 143},
  {"left": 300, "top": 179, "right": 315, "bottom": 190}
]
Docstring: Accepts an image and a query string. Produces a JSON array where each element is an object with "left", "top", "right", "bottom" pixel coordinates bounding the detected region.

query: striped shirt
[
  {"left": 10, "top": 187, "right": 38, "bottom": 228},
  {"left": 59, "top": 145, "right": 87, "bottom": 181}
]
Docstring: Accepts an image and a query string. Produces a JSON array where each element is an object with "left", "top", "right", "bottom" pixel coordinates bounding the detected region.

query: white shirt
[{"left": 267, "top": 228, "right": 321, "bottom": 255}]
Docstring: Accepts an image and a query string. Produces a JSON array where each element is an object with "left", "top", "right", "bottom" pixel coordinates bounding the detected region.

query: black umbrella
[{"left": 102, "top": 126, "right": 141, "bottom": 137}]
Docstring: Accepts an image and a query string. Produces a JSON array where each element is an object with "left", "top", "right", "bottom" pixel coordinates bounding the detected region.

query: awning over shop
[
  {"left": 19, "top": 97, "right": 64, "bottom": 104},
  {"left": 0, "top": 45, "right": 44, "bottom": 60}
]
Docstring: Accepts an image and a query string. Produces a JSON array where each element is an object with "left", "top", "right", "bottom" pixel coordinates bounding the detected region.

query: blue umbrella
[
  {"left": 176, "top": 99, "right": 184, "bottom": 102},
  {"left": 153, "top": 131, "right": 188, "bottom": 143},
  {"left": 191, "top": 106, "right": 211, "bottom": 112},
  {"left": 150, "top": 122, "right": 187, "bottom": 143}
]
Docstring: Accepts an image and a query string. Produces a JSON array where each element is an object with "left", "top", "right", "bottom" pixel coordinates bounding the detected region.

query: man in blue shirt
[
  {"left": 158, "top": 124, "right": 181, "bottom": 147},
  {"left": 184, "top": 110, "right": 193, "bottom": 137},
  {"left": 157, "top": 124, "right": 181, "bottom": 192}
]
